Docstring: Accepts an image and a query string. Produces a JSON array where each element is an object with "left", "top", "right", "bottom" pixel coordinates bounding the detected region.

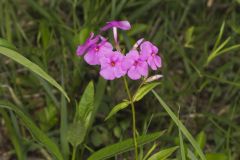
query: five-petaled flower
[
  {"left": 100, "top": 51, "right": 126, "bottom": 80},
  {"left": 122, "top": 50, "right": 148, "bottom": 80},
  {"left": 140, "top": 41, "right": 162, "bottom": 70},
  {"left": 76, "top": 20, "right": 162, "bottom": 80}
]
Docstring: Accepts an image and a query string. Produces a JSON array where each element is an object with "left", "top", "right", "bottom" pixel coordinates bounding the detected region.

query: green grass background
[{"left": 0, "top": 0, "right": 240, "bottom": 159}]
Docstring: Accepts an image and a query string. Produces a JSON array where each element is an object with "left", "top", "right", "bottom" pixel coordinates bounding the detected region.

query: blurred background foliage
[{"left": 0, "top": 0, "right": 240, "bottom": 159}]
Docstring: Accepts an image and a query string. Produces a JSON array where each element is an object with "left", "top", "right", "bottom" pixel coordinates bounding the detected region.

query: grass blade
[
  {"left": 0, "top": 101, "right": 64, "bottom": 160},
  {"left": 152, "top": 90, "right": 206, "bottom": 160},
  {"left": 0, "top": 46, "right": 70, "bottom": 101},
  {"left": 0, "top": 110, "right": 25, "bottom": 160}
]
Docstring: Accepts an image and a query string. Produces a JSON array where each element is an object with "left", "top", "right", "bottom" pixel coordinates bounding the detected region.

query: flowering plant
[
  {"left": 76, "top": 20, "right": 163, "bottom": 159},
  {"left": 76, "top": 21, "right": 162, "bottom": 80}
]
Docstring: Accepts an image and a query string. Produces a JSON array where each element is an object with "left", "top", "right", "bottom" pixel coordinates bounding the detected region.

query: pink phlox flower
[
  {"left": 84, "top": 38, "right": 113, "bottom": 65},
  {"left": 140, "top": 41, "right": 162, "bottom": 70},
  {"left": 100, "top": 21, "right": 131, "bottom": 31},
  {"left": 76, "top": 32, "right": 99, "bottom": 56},
  {"left": 122, "top": 49, "right": 148, "bottom": 80},
  {"left": 100, "top": 51, "right": 126, "bottom": 80}
]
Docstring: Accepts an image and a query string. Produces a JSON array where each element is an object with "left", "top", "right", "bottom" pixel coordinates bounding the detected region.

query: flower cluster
[{"left": 76, "top": 21, "right": 162, "bottom": 80}]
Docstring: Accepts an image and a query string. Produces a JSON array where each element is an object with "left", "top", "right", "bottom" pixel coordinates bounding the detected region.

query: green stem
[
  {"left": 71, "top": 147, "right": 77, "bottom": 160},
  {"left": 123, "top": 77, "right": 138, "bottom": 160}
]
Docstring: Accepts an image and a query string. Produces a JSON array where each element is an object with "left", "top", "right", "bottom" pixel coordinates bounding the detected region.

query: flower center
[
  {"left": 110, "top": 61, "right": 115, "bottom": 67},
  {"left": 133, "top": 60, "right": 138, "bottom": 66},
  {"left": 95, "top": 46, "right": 100, "bottom": 52},
  {"left": 151, "top": 52, "right": 156, "bottom": 56}
]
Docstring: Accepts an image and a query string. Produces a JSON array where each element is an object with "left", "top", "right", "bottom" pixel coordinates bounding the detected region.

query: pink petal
[
  {"left": 137, "top": 61, "right": 148, "bottom": 76},
  {"left": 140, "top": 41, "right": 152, "bottom": 60},
  {"left": 148, "top": 57, "right": 157, "bottom": 70},
  {"left": 154, "top": 55, "right": 162, "bottom": 68},
  {"left": 127, "top": 50, "right": 139, "bottom": 60},
  {"left": 128, "top": 67, "right": 141, "bottom": 80},
  {"left": 76, "top": 45, "right": 87, "bottom": 56},
  {"left": 76, "top": 33, "right": 99, "bottom": 56},
  {"left": 152, "top": 45, "right": 158, "bottom": 54},
  {"left": 122, "top": 57, "right": 133, "bottom": 71},
  {"left": 114, "top": 65, "right": 126, "bottom": 78},
  {"left": 100, "top": 68, "right": 115, "bottom": 80},
  {"left": 84, "top": 49, "right": 100, "bottom": 65},
  {"left": 101, "top": 20, "right": 131, "bottom": 31}
]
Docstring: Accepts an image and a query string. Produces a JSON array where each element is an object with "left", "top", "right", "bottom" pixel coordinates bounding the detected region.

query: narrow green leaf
[
  {"left": 215, "top": 44, "right": 240, "bottom": 57},
  {"left": 0, "top": 46, "right": 70, "bottom": 101},
  {"left": 143, "top": 143, "right": 158, "bottom": 160},
  {"left": 133, "top": 82, "right": 160, "bottom": 102},
  {"left": 60, "top": 70, "right": 69, "bottom": 160},
  {"left": 129, "top": 0, "right": 162, "bottom": 20},
  {"left": 0, "top": 37, "right": 16, "bottom": 50},
  {"left": 0, "top": 101, "right": 64, "bottom": 160},
  {"left": 184, "top": 26, "right": 195, "bottom": 48},
  {"left": 213, "top": 21, "right": 225, "bottom": 51},
  {"left": 179, "top": 128, "right": 186, "bottom": 160},
  {"left": 187, "top": 149, "right": 198, "bottom": 160},
  {"left": 196, "top": 131, "right": 206, "bottom": 150},
  {"left": 87, "top": 132, "right": 164, "bottom": 160},
  {"left": 207, "top": 37, "right": 231, "bottom": 64},
  {"left": 127, "top": 24, "right": 148, "bottom": 36},
  {"left": 105, "top": 101, "right": 130, "bottom": 120},
  {"left": 148, "top": 146, "right": 179, "bottom": 160},
  {"left": 152, "top": 90, "right": 206, "bottom": 160},
  {"left": 0, "top": 110, "right": 25, "bottom": 160}
]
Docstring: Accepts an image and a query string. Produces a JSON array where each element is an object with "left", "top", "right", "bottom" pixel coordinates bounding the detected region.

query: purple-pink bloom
[
  {"left": 100, "top": 51, "right": 126, "bottom": 80},
  {"left": 140, "top": 41, "right": 162, "bottom": 70},
  {"left": 76, "top": 32, "right": 99, "bottom": 56},
  {"left": 100, "top": 21, "right": 131, "bottom": 31},
  {"left": 122, "top": 50, "right": 148, "bottom": 80},
  {"left": 84, "top": 40, "right": 113, "bottom": 65}
]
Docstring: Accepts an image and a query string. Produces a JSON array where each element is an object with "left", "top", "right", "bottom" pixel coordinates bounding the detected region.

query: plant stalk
[
  {"left": 71, "top": 147, "right": 77, "bottom": 160},
  {"left": 123, "top": 77, "right": 138, "bottom": 160}
]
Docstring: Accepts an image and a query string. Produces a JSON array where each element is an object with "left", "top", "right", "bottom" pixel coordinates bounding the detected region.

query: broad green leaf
[
  {"left": 0, "top": 46, "right": 70, "bottom": 101},
  {"left": 152, "top": 90, "right": 206, "bottom": 160},
  {"left": 148, "top": 146, "right": 179, "bottom": 160},
  {"left": 35, "top": 104, "right": 57, "bottom": 131},
  {"left": 76, "top": 81, "right": 94, "bottom": 128},
  {"left": 105, "top": 101, "right": 130, "bottom": 120},
  {"left": 206, "top": 153, "right": 227, "bottom": 160},
  {"left": 67, "top": 120, "right": 86, "bottom": 147},
  {"left": 0, "top": 101, "right": 64, "bottom": 160},
  {"left": 133, "top": 82, "right": 160, "bottom": 102},
  {"left": 196, "top": 131, "right": 206, "bottom": 150},
  {"left": 87, "top": 132, "right": 164, "bottom": 160}
]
